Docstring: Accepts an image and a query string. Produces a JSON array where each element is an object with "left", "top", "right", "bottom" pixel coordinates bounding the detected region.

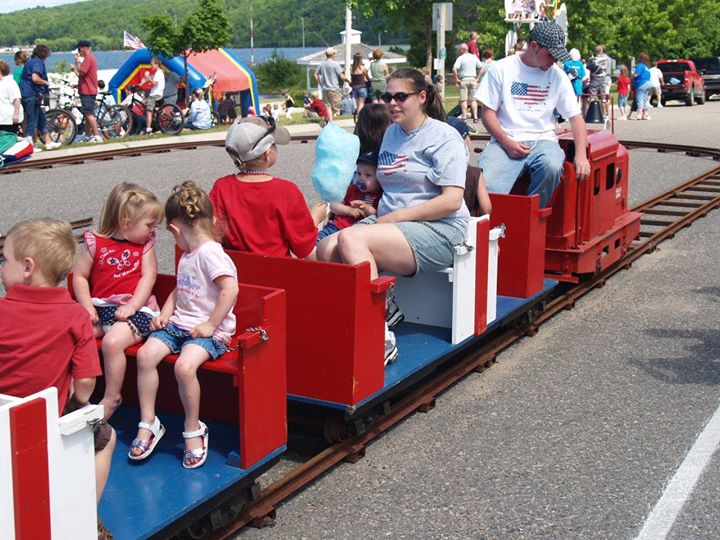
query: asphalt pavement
[{"left": 2, "top": 99, "right": 720, "bottom": 539}]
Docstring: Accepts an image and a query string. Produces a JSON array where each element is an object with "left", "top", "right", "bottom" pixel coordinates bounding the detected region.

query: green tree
[
  {"left": 254, "top": 51, "right": 305, "bottom": 93},
  {"left": 142, "top": 0, "right": 231, "bottom": 82}
]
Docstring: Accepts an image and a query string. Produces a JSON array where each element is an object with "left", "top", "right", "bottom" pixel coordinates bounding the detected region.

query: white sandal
[
  {"left": 182, "top": 420, "right": 209, "bottom": 469},
  {"left": 128, "top": 416, "right": 165, "bottom": 461}
]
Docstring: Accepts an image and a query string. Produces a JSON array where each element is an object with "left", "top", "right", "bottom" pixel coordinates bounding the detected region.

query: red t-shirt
[
  {"left": 333, "top": 183, "right": 382, "bottom": 230},
  {"left": 309, "top": 99, "right": 329, "bottom": 121},
  {"left": 84, "top": 231, "right": 152, "bottom": 301},
  {"left": 468, "top": 39, "right": 480, "bottom": 59},
  {"left": 617, "top": 76, "right": 630, "bottom": 96},
  {"left": 210, "top": 175, "right": 318, "bottom": 258},
  {"left": 0, "top": 285, "right": 101, "bottom": 413},
  {"left": 77, "top": 52, "right": 98, "bottom": 96}
]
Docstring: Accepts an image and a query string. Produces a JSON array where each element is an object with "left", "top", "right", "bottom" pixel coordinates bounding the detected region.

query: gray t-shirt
[
  {"left": 317, "top": 59, "right": 343, "bottom": 90},
  {"left": 377, "top": 116, "right": 470, "bottom": 233}
]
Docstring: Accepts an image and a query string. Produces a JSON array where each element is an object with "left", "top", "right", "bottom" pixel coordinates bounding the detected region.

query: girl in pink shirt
[{"left": 130, "top": 181, "right": 238, "bottom": 469}]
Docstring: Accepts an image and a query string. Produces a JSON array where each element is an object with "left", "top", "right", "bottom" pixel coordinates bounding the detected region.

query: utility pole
[
  {"left": 250, "top": 16, "right": 255, "bottom": 67},
  {"left": 344, "top": 2, "right": 352, "bottom": 83},
  {"left": 301, "top": 17, "right": 306, "bottom": 53}
]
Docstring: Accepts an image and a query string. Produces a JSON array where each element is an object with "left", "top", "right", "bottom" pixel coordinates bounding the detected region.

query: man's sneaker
[
  {"left": 32, "top": 145, "right": 43, "bottom": 153},
  {"left": 142, "top": 128, "right": 153, "bottom": 135},
  {"left": 384, "top": 344, "right": 398, "bottom": 366},
  {"left": 89, "top": 135, "right": 104, "bottom": 143},
  {"left": 44, "top": 141, "right": 61, "bottom": 150},
  {"left": 385, "top": 290, "right": 405, "bottom": 329}
]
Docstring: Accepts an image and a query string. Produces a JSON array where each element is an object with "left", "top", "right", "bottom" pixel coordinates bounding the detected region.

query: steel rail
[
  {"left": 2, "top": 134, "right": 717, "bottom": 175},
  {"left": 206, "top": 161, "right": 720, "bottom": 538}
]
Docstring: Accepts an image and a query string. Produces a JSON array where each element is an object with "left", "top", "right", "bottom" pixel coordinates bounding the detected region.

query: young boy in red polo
[{"left": 0, "top": 218, "right": 116, "bottom": 539}]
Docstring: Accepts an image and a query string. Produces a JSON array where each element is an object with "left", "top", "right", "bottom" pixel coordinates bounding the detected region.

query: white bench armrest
[{"left": 58, "top": 404, "right": 103, "bottom": 436}]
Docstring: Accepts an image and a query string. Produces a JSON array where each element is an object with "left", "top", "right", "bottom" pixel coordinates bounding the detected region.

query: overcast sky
[{"left": 0, "top": 0, "right": 88, "bottom": 14}]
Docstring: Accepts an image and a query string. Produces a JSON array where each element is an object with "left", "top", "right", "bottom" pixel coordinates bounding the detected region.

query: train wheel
[{"left": 323, "top": 418, "right": 349, "bottom": 443}]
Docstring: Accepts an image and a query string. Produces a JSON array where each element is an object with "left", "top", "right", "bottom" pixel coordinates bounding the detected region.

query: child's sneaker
[
  {"left": 45, "top": 141, "right": 61, "bottom": 150},
  {"left": 384, "top": 344, "right": 398, "bottom": 366},
  {"left": 385, "top": 289, "right": 404, "bottom": 329}
]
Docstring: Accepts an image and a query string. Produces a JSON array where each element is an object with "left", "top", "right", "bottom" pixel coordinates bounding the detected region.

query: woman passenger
[{"left": 317, "top": 68, "right": 470, "bottom": 363}]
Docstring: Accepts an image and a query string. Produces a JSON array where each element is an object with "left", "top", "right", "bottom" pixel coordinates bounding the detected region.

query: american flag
[
  {"left": 511, "top": 82, "right": 549, "bottom": 104},
  {"left": 378, "top": 151, "right": 408, "bottom": 174},
  {"left": 123, "top": 31, "right": 146, "bottom": 50}
]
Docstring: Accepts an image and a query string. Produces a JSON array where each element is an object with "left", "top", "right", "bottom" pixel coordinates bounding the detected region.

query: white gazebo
[{"left": 296, "top": 29, "right": 407, "bottom": 90}]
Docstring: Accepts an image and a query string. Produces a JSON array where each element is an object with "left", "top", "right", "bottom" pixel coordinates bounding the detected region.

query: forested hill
[{"left": 0, "top": 0, "right": 406, "bottom": 52}]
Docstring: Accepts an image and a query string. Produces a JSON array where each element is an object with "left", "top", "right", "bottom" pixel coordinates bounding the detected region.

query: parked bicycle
[
  {"left": 45, "top": 81, "right": 132, "bottom": 145},
  {"left": 125, "top": 86, "right": 184, "bottom": 135}
]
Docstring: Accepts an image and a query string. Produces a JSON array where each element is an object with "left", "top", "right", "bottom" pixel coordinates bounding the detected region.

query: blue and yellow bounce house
[{"left": 109, "top": 47, "right": 259, "bottom": 115}]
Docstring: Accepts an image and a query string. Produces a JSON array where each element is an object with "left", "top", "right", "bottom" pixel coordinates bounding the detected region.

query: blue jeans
[
  {"left": 22, "top": 96, "right": 48, "bottom": 138},
  {"left": 477, "top": 139, "right": 566, "bottom": 208},
  {"left": 635, "top": 81, "right": 652, "bottom": 110}
]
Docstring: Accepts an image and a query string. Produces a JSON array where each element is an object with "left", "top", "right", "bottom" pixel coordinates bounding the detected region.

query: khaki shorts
[
  {"left": 321, "top": 89, "right": 342, "bottom": 115},
  {"left": 459, "top": 77, "right": 478, "bottom": 101}
]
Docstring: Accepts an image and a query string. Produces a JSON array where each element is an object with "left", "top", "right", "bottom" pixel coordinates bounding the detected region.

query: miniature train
[{"left": 2, "top": 130, "right": 641, "bottom": 539}]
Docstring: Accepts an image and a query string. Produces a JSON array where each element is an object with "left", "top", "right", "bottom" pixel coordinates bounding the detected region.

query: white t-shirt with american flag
[{"left": 475, "top": 54, "right": 580, "bottom": 142}]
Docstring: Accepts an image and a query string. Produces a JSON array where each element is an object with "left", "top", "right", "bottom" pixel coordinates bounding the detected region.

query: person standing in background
[
  {"left": 71, "top": 40, "right": 102, "bottom": 143},
  {"left": 467, "top": 31, "right": 480, "bottom": 59}
]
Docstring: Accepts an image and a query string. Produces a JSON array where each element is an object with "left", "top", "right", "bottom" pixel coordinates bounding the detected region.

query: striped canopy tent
[{"left": 109, "top": 48, "right": 259, "bottom": 115}]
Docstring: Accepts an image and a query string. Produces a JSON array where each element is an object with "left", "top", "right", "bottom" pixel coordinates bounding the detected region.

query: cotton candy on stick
[{"left": 311, "top": 124, "right": 360, "bottom": 203}]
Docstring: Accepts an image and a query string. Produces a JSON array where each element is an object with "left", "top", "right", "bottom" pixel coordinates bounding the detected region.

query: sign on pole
[{"left": 432, "top": 3, "right": 453, "bottom": 31}]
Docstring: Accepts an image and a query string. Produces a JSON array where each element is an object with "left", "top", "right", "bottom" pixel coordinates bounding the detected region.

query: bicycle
[
  {"left": 125, "top": 86, "right": 184, "bottom": 135},
  {"left": 45, "top": 81, "right": 132, "bottom": 145}
]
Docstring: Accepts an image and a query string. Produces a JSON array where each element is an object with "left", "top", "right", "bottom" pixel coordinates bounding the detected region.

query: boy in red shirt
[
  {"left": 304, "top": 91, "right": 330, "bottom": 123},
  {"left": 317, "top": 150, "right": 382, "bottom": 241},
  {"left": 210, "top": 116, "right": 318, "bottom": 257},
  {"left": 0, "top": 218, "right": 115, "bottom": 537}
]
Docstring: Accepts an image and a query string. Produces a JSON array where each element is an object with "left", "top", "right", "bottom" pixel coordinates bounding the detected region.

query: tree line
[{"left": 0, "top": 0, "right": 718, "bottom": 67}]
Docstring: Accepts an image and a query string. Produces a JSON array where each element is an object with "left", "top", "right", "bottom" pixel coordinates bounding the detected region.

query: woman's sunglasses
[
  {"left": 380, "top": 92, "right": 418, "bottom": 104},
  {"left": 250, "top": 115, "right": 277, "bottom": 151}
]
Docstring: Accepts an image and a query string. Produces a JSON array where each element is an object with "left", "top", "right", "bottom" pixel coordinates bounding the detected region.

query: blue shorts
[
  {"left": 148, "top": 322, "right": 228, "bottom": 360},
  {"left": 79, "top": 94, "right": 96, "bottom": 114},
  {"left": 96, "top": 305, "right": 153, "bottom": 336},
  {"left": 317, "top": 220, "right": 340, "bottom": 243},
  {"left": 352, "top": 87, "right": 369, "bottom": 100},
  {"left": 618, "top": 94, "right": 628, "bottom": 108},
  {"left": 357, "top": 215, "right": 465, "bottom": 275}
]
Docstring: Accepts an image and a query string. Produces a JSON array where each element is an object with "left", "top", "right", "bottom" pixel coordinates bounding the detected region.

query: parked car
[
  {"left": 691, "top": 56, "right": 720, "bottom": 100},
  {"left": 656, "top": 59, "right": 705, "bottom": 106}
]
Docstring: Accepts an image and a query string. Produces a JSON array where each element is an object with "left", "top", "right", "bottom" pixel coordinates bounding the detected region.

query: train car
[{"left": 1, "top": 130, "right": 641, "bottom": 538}]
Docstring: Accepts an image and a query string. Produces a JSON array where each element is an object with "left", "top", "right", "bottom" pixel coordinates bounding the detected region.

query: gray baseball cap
[
  {"left": 225, "top": 116, "right": 290, "bottom": 164},
  {"left": 529, "top": 22, "right": 571, "bottom": 62}
]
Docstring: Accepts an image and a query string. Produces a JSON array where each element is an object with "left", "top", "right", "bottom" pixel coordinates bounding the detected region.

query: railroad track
[
  {"left": 202, "top": 162, "right": 720, "bottom": 538},
  {"left": 4, "top": 137, "right": 718, "bottom": 537},
  {"left": 1, "top": 135, "right": 718, "bottom": 175}
]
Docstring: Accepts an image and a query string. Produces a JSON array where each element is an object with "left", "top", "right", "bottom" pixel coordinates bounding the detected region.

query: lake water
[{"left": 0, "top": 47, "right": 327, "bottom": 71}]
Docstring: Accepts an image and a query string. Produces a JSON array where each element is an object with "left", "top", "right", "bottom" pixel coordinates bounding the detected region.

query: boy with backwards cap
[
  {"left": 209, "top": 116, "right": 318, "bottom": 258},
  {"left": 475, "top": 21, "right": 590, "bottom": 208}
]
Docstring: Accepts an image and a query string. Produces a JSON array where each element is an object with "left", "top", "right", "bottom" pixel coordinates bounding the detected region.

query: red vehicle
[{"left": 656, "top": 59, "right": 706, "bottom": 106}]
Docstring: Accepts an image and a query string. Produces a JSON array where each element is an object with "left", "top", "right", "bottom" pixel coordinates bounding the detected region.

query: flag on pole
[{"left": 123, "top": 31, "right": 145, "bottom": 50}]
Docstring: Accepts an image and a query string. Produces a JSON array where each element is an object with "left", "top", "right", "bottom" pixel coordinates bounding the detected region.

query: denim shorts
[
  {"left": 352, "top": 86, "right": 369, "bottom": 100},
  {"left": 317, "top": 220, "right": 340, "bottom": 243},
  {"left": 618, "top": 94, "right": 628, "bottom": 108},
  {"left": 357, "top": 215, "right": 465, "bottom": 275},
  {"left": 79, "top": 94, "right": 96, "bottom": 114},
  {"left": 149, "top": 322, "right": 228, "bottom": 360}
]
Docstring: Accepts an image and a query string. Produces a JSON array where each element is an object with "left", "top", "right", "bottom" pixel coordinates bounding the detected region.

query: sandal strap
[
  {"left": 182, "top": 420, "right": 207, "bottom": 439},
  {"left": 183, "top": 447, "right": 206, "bottom": 459},
  {"left": 138, "top": 417, "right": 162, "bottom": 437},
  {"left": 130, "top": 438, "right": 151, "bottom": 452}
]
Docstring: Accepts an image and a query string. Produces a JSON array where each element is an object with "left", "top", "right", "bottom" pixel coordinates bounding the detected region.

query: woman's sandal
[
  {"left": 128, "top": 416, "right": 165, "bottom": 461},
  {"left": 182, "top": 420, "right": 209, "bottom": 469}
]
